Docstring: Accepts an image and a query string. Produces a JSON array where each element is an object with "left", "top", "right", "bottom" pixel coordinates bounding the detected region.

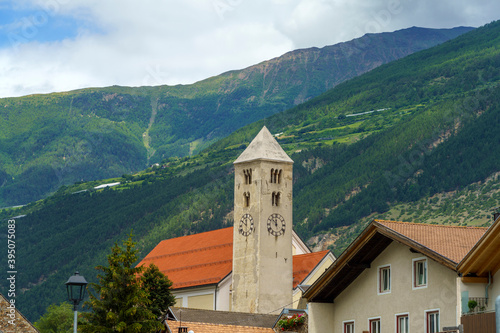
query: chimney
[
  {"left": 494, "top": 211, "right": 500, "bottom": 221},
  {"left": 178, "top": 327, "right": 188, "bottom": 333}
]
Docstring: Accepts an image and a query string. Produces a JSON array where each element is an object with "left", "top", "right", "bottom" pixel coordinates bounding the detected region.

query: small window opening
[
  {"left": 270, "top": 168, "right": 282, "bottom": 184},
  {"left": 244, "top": 192, "right": 250, "bottom": 207},
  {"left": 244, "top": 169, "right": 252, "bottom": 184},
  {"left": 272, "top": 192, "right": 281, "bottom": 206}
]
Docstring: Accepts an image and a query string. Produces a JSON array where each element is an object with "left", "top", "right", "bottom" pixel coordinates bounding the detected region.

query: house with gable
[
  {"left": 138, "top": 126, "right": 335, "bottom": 314},
  {"left": 304, "top": 219, "right": 490, "bottom": 333}
]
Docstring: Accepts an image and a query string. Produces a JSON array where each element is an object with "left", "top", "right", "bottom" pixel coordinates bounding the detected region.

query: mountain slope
[
  {"left": 0, "top": 26, "right": 473, "bottom": 206},
  {"left": 2, "top": 22, "right": 500, "bottom": 321}
]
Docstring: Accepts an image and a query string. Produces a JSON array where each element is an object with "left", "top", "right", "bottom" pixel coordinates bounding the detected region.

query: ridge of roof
[
  {"left": 375, "top": 219, "right": 488, "bottom": 230},
  {"left": 234, "top": 126, "right": 293, "bottom": 164}
]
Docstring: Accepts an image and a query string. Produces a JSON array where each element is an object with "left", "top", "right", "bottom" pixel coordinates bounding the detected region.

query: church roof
[
  {"left": 292, "top": 250, "right": 331, "bottom": 288},
  {"left": 138, "top": 227, "right": 329, "bottom": 290},
  {"left": 138, "top": 228, "right": 234, "bottom": 289},
  {"left": 234, "top": 126, "right": 293, "bottom": 164}
]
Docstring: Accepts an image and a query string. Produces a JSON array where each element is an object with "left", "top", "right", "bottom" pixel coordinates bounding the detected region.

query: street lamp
[{"left": 65, "top": 271, "right": 88, "bottom": 333}]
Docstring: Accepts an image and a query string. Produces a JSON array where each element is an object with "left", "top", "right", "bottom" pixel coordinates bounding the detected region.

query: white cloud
[{"left": 0, "top": 0, "right": 499, "bottom": 98}]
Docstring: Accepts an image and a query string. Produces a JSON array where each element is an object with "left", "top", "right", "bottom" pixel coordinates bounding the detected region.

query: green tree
[
  {"left": 141, "top": 263, "right": 176, "bottom": 317},
  {"left": 34, "top": 302, "right": 74, "bottom": 333},
  {"left": 80, "top": 234, "right": 162, "bottom": 333}
]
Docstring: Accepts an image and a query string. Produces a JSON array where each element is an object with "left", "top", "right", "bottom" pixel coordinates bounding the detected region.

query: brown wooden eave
[
  {"left": 458, "top": 216, "right": 500, "bottom": 277},
  {"left": 304, "top": 226, "right": 393, "bottom": 303},
  {"left": 304, "top": 220, "right": 462, "bottom": 303}
]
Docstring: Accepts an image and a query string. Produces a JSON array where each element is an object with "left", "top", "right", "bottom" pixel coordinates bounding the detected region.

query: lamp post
[{"left": 65, "top": 271, "right": 88, "bottom": 333}]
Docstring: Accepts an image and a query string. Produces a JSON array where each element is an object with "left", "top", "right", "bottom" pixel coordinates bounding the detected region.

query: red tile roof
[
  {"left": 138, "top": 228, "right": 234, "bottom": 289},
  {"left": 292, "top": 250, "right": 330, "bottom": 288},
  {"left": 375, "top": 220, "right": 488, "bottom": 263},
  {"left": 138, "top": 227, "right": 330, "bottom": 290}
]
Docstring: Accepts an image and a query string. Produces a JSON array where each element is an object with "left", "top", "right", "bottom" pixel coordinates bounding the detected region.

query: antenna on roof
[{"left": 178, "top": 309, "right": 188, "bottom": 333}]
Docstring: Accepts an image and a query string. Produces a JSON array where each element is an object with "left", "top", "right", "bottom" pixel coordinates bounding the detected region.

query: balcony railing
[{"left": 466, "top": 297, "right": 488, "bottom": 313}]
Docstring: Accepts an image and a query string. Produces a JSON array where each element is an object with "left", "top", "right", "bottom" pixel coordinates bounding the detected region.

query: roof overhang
[
  {"left": 304, "top": 223, "right": 392, "bottom": 303},
  {"left": 458, "top": 216, "right": 500, "bottom": 278}
]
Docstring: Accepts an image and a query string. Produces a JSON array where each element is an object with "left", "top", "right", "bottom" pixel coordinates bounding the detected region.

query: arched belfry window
[
  {"left": 270, "top": 169, "right": 282, "bottom": 184},
  {"left": 272, "top": 192, "right": 280, "bottom": 206},
  {"left": 244, "top": 192, "right": 250, "bottom": 207},
  {"left": 244, "top": 169, "right": 252, "bottom": 184}
]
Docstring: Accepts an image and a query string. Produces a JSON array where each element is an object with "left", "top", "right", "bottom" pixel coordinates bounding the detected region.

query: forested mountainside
[
  {"left": 2, "top": 21, "right": 500, "bottom": 321},
  {"left": 0, "top": 26, "right": 472, "bottom": 206}
]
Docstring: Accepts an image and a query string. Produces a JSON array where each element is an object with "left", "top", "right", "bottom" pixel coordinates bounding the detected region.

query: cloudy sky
[{"left": 0, "top": 0, "right": 498, "bottom": 98}]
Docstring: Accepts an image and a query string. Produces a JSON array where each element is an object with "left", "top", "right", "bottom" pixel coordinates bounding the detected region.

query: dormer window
[{"left": 244, "top": 169, "right": 252, "bottom": 184}]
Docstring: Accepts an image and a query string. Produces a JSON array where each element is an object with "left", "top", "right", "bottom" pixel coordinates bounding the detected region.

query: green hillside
[
  {"left": 0, "top": 27, "right": 472, "bottom": 206},
  {"left": 2, "top": 21, "right": 500, "bottom": 321}
]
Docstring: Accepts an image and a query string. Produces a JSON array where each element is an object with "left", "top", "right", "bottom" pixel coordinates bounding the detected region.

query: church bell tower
[{"left": 231, "top": 126, "right": 293, "bottom": 314}]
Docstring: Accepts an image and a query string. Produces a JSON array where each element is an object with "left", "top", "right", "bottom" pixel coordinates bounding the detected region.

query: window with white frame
[
  {"left": 369, "top": 318, "right": 380, "bottom": 333},
  {"left": 343, "top": 321, "right": 354, "bottom": 333},
  {"left": 426, "top": 310, "right": 439, "bottom": 333},
  {"left": 396, "top": 314, "right": 409, "bottom": 333},
  {"left": 378, "top": 265, "right": 391, "bottom": 294},
  {"left": 413, "top": 258, "right": 427, "bottom": 288}
]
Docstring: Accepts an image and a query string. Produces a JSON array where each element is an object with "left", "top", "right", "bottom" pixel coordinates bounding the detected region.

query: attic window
[
  {"left": 413, "top": 258, "right": 427, "bottom": 289},
  {"left": 378, "top": 265, "right": 391, "bottom": 294},
  {"left": 244, "top": 169, "right": 252, "bottom": 184}
]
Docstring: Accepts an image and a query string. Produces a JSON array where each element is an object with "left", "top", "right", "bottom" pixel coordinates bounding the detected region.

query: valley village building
[{"left": 304, "top": 218, "right": 500, "bottom": 333}]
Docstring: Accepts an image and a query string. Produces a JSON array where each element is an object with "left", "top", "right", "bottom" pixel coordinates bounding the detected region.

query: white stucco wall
[
  {"left": 490, "top": 270, "right": 500, "bottom": 309},
  {"left": 217, "top": 274, "right": 232, "bottom": 311},
  {"left": 460, "top": 269, "right": 500, "bottom": 313},
  {"left": 172, "top": 286, "right": 217, "bottom": 310},
  {"left": 308, "top": 302, "right": 335, "bottom": 333},
  {"left": 309, "top": 241, "right": 459, "bottom": 333}
]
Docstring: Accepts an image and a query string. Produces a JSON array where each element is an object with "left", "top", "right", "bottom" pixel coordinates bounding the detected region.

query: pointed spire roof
[{"left": 234, "top": 126, "right": 293, "bottom": 164}]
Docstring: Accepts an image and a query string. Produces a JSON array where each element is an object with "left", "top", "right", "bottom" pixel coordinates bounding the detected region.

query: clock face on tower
[
  {"left": 239, "top": 213, "right": 255, "bottom": 236},
  {"left": 267, "top": 213, "right": 286, "bottom": 236}
]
